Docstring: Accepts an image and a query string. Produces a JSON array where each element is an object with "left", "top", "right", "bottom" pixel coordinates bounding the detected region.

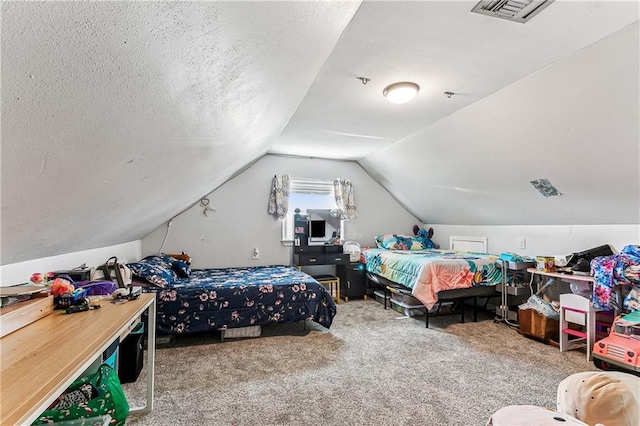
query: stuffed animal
[
  {"left": 412, "top": 225, "right": 437, "bottom": 249},
  {"left": 412, "top": 224, "right": 434, "bottom": 239},
  {"left": 166, "top": 251, "right": 191, "bottom": 265}
]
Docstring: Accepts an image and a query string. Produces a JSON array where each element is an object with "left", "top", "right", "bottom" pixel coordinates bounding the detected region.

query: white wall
[
  {"left": 0, "top": 241, "right": 141, "bottom": 286},
  {"left": 430, "top": 224, "right": 639, "bottom": 257},
  {"left": 142, "top": 155, "right": 420, "bottom": 268}
]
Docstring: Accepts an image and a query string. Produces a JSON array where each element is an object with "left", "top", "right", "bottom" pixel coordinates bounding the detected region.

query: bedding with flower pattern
[
  {"left": 137, "top": 264, "right": 337, "bottom": 334},
  {"left": 591, "top": 245, "right": 640, "bottom": 312},
  {"left": 128, "top": 254, "right": 178, "bottom": 288},
  {"left": 363, "top": 248, "right": 501, "bottom": 310},
  {"left": 375, "top": 234, "right": 435, "bottom": 251}
]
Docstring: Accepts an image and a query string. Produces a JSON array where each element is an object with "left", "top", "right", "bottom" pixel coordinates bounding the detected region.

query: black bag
[
  {"left": 566, "top": 244, "right": 614, "bottom": 273},
  {"left": 566, "top": 245, "right": 614, "bottom": 267},
  {"left": 98, "top": 257, "right": 132, "bottom": 289}
]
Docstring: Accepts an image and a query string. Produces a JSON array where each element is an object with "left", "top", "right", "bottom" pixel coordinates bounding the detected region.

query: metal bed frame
[{"left": 367, "top": 272, "right": 497, "bottom": 328}]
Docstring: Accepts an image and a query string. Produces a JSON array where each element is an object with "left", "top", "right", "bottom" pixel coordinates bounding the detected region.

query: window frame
[{"left": 281, "top": 178, "right": 342, "bottom": 242}]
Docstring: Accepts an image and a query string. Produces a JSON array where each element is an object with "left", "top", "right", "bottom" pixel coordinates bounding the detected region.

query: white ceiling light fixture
[{"left": 383, "top": 81, "right": 420, "bottom": 104}]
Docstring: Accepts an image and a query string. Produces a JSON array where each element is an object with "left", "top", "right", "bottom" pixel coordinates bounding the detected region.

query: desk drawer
[
  {"left": 294, "top": 245, "right": 324, "bottom": 254},
  {"left": 294, "top": 254, "right": 326, "bottom": 265},
  {"left": 324, "top": 245, "right": 343, "bottom": 254},
  {"left": 325, "top": 253, "right": 349, "bottom": 265}
]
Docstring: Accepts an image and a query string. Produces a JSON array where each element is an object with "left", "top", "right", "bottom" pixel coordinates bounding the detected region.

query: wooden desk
[
  {"left": 0, "top": 293, "right": 156, "bottom": 425},
  {"left": 527, "top": 268, "right": 632, "bottom": 316},
  {"left": 526, "top": 267, "right": 593, "bottom": 289},
  {"left": 526, "top": 268, "right": 594, "bottom": 282}
]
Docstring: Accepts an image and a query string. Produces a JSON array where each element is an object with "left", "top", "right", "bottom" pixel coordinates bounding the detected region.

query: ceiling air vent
[{"left": 471, "top": 0, "right": 554, "bottom": 23}]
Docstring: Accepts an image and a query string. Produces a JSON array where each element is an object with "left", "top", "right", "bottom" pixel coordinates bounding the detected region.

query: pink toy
[{"left": 592, "top": 312, "right": 640, "bottom": 373}]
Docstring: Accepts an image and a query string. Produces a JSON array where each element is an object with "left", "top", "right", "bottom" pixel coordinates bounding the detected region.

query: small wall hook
[
  {"left": 444, "top": 91, "right": 455, "bottom": 98},
  {"left": 356, "top": 76, "right": 371, "bottom": 85}
]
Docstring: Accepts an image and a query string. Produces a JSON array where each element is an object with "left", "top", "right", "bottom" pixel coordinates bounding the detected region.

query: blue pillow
[
  {"left": 172, "top": 260, "right": 191, "bottom": 279},
  {"left": 128, "top": 256, "right": 177, "bottom": 288},
  {"left": 140, "top": 254, "right": 175, "bottom": 269}
]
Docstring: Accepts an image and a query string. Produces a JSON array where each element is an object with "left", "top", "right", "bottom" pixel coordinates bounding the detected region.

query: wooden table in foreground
[{"left": 0, "top": 293, "right": 156, "bottom": 425}]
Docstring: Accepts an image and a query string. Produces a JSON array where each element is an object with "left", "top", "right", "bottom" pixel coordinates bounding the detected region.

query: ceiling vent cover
[{"left": 471, "top": 0, "right": 554, "bottom": 23}]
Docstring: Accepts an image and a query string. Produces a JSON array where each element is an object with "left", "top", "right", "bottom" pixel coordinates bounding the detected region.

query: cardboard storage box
[
  {"left": 535, "top": 256, "right": 555, "bottom": 272},
  {"left": 518, "top": 308, "right": 558, "bottom": 341}
]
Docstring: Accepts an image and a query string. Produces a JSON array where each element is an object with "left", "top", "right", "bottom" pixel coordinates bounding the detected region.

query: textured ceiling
[
  {"left": 1, "top": 1, "right": 361, "bottom": 264},
  {"left": 1, "top": 1, "right": 638, "bottom": 265}
]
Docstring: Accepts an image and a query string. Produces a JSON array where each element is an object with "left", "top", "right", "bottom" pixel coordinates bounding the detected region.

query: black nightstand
[{"left": 337, "top": 262, "right": 367, "bottom": 301}]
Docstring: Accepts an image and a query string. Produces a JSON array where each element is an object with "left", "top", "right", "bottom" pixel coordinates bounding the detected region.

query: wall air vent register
[{"left": 471, "top": 0, "right": 554, "bottom": 23}]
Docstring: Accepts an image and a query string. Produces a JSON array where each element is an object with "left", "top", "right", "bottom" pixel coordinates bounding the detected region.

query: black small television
[{"left": 309, "top": 220, "right": 326, "bottom": 240}]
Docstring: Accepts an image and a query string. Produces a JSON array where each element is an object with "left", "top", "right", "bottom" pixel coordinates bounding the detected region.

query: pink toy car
[{"left": 592, "top": 312, "right": 640, "bottom": 373}]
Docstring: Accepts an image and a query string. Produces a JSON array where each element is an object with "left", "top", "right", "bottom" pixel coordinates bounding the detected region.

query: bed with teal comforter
[{"left": 363, "top": 248, "right": 501, "bottom": 310}]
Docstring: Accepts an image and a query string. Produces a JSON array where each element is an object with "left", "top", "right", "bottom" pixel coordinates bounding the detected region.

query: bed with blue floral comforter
[{"left": 128, "top": 255, "right": 337, "bottom": 334}]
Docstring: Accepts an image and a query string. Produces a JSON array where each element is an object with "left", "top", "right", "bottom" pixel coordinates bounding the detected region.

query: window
[{"left": 281, "top": 178, "right": 341, "bottom": 242}]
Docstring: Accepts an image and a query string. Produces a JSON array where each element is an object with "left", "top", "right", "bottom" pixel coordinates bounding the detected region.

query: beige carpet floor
[{"left": 123, "top": 299, "right": 596, "bottom": 425}]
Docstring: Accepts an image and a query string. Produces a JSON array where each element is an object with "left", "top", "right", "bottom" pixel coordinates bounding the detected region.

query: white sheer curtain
[
  {"left": 268, "top": 174, "right": 290, "bottom": 219},
  {"left": 333, "top": 178, "right": 357, "bottom": 220}
]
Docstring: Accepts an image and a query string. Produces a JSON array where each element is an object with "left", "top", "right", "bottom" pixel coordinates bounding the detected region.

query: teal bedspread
[{"left": 363, "top": 248, "right": 501, "bottom": 309}]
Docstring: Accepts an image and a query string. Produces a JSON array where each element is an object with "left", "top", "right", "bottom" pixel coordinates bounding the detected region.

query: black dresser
[
  {"left": 293, "top": 245, "right": 349, "bottom": 302},
  {"left": 293, "top": 244, "right": 349, "bottom": 267},
  {"left": 293, "top": 245, "right": 369, "bottom": 302}
]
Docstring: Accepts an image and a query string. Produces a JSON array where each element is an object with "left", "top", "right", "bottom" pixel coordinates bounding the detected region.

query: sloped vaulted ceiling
[
  {"left": 273, "top": 0, "right": 639, "bottom": 227},
  {"left": 1, "top": 1, "right": 361, "bottom": 264},
  {"left": 2, "top": 1, "right": 639, "bottom": 266},
  {"left": 360, "top": 19, "right": 640, "bottom": 227}
]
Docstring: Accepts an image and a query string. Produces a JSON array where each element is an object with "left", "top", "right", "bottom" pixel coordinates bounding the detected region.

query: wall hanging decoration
[{"left": 200, "top": 197, "right": 216, "bottom": 217}]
